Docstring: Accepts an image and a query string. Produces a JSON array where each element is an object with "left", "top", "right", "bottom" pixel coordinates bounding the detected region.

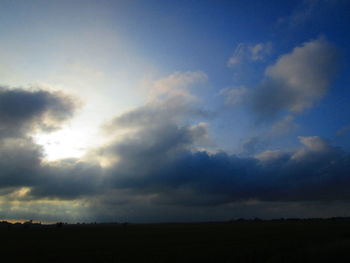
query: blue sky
[{"left": 0, "top": 0, "right": 350, "bottom": 222}]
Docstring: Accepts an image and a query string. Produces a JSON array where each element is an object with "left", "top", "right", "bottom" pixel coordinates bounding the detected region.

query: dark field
[{"left": 2, "top": 219, "right": 350, "bottom": 262}]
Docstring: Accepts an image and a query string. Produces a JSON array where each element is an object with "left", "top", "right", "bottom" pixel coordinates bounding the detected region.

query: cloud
[
  {"left": 255, "top": 149, "right": 289, "bottom": 162},
  {"left": 30, "top": 159, "right": 103, "bottom": 199},
  {"left": 100, "top": 107, "right": 210, "bottom": 177},
  {"left": 2, "top": 86, "right": 349, "bottom": 208},
  {"left": 1, "top": 80, "right": 350, "bottom": 222},
  {"left": 227, "top": 43, "right": 245, "bottom": 67},
  {"left": 102, "top": 71, "right": 211, "bottom": 144},
  {"left": 240, "top": 137, "right": 264, "bottom": 156},
  {"left": 0, "top": 156, "right": 103, "bottom": 201},
  {"left": 250, "top": 42, "right": 273, "bottom": 61},
  {"left": 104, "top": 96, "right": 208, "bottom": 132},
  {"left": 228, "top": 42, "right": 272, "bottom": 67},
  {"left": 22, "top": 72, "right": 210, "bottom": 199},
  {"left": 252, "top": 37, "right": 339, "bottom": 119},
  {"left": 291, "top": 136, "right": 338, "bottom": 160},
  {"left": 222, "top": 38, "right": 339, "bottom": 121},
  {"left": 101, "top": 134, "right": 350, "bottom": 206},
  {"left": 0, "top": 87, "right": 77, "bottom": 137},
  {"left": 278, "top": 0, "right": 338, "bottom": 28},
  {"left": 4, "top": 87, "right": 343, "bottom": 213},
  {"left": 220, "top": 86, "right": 249, "bottom": 106},
  {"left": 0, "top": 137, "right": 43, "bottom": 188},
  {"left": 336, "top": 124, "right": 350, "bottom": 136},
  {"left": 0, "top": 87, "right": 88, "bottom": 200},
  {"left": 149, "top": 71, "right": 207, "bottom": 101},
  {"left": 270, "top": 115, "right": 299, "bottom": 136},
  {"left": 3, "top": 95, "right": 350, "bottom": 220},
  {"left": 85, "top": 74, "right": 350, "bottom": 209},
  {"left": 0, "top": 73, "right": 210, "bottom": 204},
  {"left": 279, "top": 0, "right": 320, "bottom": 27}
]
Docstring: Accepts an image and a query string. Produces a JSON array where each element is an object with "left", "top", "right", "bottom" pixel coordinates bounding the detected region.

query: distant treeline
[{"left": 2, "top": 217, "right": 350, "bottom": 228}]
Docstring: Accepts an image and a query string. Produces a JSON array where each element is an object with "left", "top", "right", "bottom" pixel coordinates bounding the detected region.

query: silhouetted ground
[{"left": 1, "top": 218, "right": 350, "bottom": 262}]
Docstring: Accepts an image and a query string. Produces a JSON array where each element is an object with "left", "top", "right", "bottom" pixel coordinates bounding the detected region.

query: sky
[{"left": 0, "top": 0, "right": 350, "bottom": 223}]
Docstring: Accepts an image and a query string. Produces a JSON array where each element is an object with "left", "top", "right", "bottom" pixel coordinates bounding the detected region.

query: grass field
[{"left": 1, "top": 219, "right": 350, "bottom": 262}]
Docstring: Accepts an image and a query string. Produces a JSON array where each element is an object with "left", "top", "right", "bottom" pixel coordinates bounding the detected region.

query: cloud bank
[{"left": 0, "top": 63, "right": 348, "bottom": 222}]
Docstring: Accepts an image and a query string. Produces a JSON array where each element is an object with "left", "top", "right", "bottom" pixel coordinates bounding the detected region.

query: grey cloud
[
  {"left": 0, "top": 141, "right": 103, "bottom": 200},
  {"left": 0, "top": 87, "right": 76, "bottom": 137},
  {"left": 2, "top": 85, "right": 350, "bottom": 222},
  {"left": 252, "top": 37, "right": 339, "bottom": 119},
  {"left": 0, "top": 137, "right": 43, "bottom": 188},
  {"left": 220, "top": 86, "right": 248, "bottom": 106},
  {"left": 222, "top": 38, "right": 339, "bottom": 123},
  {"left": 0, "top": 87, "right": 208, "bottom": 200},
  {"left": 103, "top": 121, "right": 209, "bottom": 185},
  {"left": 90, "top": 100, "right": 350, "bottom": 208},
  {"left": 240, "top": 137, "right": 263, "bottom": 156},
  {"left": 19, "top": 107, "right": 350, "bottom": 207},
  {"left": 0, "top": 157, "right": 103, "bottom": 201},
  {"left": 1, "top": 88, "right": 350, "bottom": 210},
  {"left": 0, "top": 87, "right": 87, "bottom": 199},
  {"left": 30, "top": 159, "right": 103, "bottom": 199},
  {"left": 105, "top": 96, "right": 208, "bottom": 131},
  {"left": 270, "top": 115, "right": 298, "bottom": 136},
  {"left": 102, "top": 127, "right": 350, "bottom": 206}
]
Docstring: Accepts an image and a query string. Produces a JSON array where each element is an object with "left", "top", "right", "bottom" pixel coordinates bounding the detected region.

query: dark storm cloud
[
  {"left": 0, "top": 158, "right": 103, "bottom": 201},
  {"left": 30, "top": 159, "right": 103, "bottom": 199},
  {"left": 85, "top": 96, "right": 350, "bottom": 208},
  {"left": 0, "top": 87, "right": 76, "bottom": 137},
  {"left": 0, "top": 149, "right": 103, "bottom": 200},
  {"left": 0, "top": 137, "right": 43, "bottom": 187},
  {"left": 0, "top": 83, "right": 209, "bottom": 201},
  {"left": 102, "top": 104, "right": 209, "bottom": 187},
  {"left": 101, "top": 107, "right": 350, "bottom": 205},
  {"left": 0, "top": 87, "right": 87, "bottom": 198},
  {"left": 2, "top": 85, "right": 350, "bottom": 213}
]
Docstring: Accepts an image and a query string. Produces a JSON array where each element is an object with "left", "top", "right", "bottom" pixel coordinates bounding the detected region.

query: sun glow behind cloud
[{"left": 34, "top": 127, "right": 91, "bottom": 161}]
